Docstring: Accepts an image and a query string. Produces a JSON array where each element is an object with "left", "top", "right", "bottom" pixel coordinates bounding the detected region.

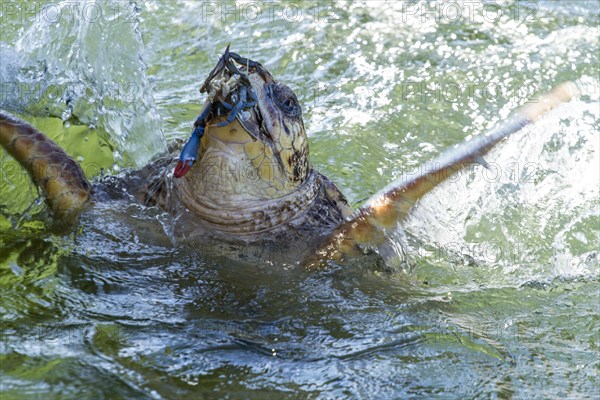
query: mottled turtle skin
[{"left": 0, "top": 49, "right": 579, "bottom": 266}]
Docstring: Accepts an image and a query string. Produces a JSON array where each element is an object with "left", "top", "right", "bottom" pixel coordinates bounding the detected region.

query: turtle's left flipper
[
  {"left": 0, "top": 111, "right": 93, "bottom": 231},
  {"left": 311, "top": 82, "right": 580, "bottom": 266}
]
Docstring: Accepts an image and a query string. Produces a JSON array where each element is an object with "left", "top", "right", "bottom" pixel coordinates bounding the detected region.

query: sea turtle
[{"left": 0, "top": 47, "right": 579, "bottom": 267}]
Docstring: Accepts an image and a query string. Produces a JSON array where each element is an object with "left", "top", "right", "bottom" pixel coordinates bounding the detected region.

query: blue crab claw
[
  {"left": 174, "top": 100, "right": 212, "bottom": 178},
  {"left": 174, "top": 125, "right": 204, "bottom": 178},
  {"left": 173, "top": 159, "right": 193, "bottom": 178}
]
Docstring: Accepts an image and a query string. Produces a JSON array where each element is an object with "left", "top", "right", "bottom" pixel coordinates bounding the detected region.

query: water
[{"left": 1, "top": 1, "right": 599, "bottom": 398}]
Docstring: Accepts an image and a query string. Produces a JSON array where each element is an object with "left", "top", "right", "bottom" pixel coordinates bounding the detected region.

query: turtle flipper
[
  {"left": 311, "top": 82, "right": 580, "bottom": 266},
  {"left": 0, "top": 111, "right": 93, "bottom": 230}
]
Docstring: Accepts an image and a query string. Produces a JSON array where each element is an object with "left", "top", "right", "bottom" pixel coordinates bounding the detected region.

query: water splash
[
  {"left": 6, "top": 0, "right": 166, "bottom": 167},
  {"left": 405, "top": 78, "right": 599, "bottom": 286}
]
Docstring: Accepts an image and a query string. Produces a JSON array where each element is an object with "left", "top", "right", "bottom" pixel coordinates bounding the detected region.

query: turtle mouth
[
  {"left": 202, "top": 53, "right": 273, "bottom": 143},
  {"left": 174, "top": 46, "right": 274, "bottom": 178},
  {"left": 200, "top": 45, "right": 276, "bottom": 142}
]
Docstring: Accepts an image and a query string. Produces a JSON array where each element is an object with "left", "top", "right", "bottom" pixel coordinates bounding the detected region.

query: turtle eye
[{"left": 272, "top": 84, "right": 301, "bottom": 117}]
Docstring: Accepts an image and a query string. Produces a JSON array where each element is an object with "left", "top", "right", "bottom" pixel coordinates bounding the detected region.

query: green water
[{"left": 1, "top": 1, "right": 599, "bottom": 399}]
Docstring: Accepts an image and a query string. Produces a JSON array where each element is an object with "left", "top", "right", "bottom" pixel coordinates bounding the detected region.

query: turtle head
[{"left": 175, "top": 48, "right": 310, "bottom": 202}]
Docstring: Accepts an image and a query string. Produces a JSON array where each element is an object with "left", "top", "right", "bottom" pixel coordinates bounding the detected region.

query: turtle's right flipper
[
  {"left": 0, "top": 111, "right": 93, "bottom": 231},
  {"left": 310, "top": 82, "right": 580, "bottom": 267}
]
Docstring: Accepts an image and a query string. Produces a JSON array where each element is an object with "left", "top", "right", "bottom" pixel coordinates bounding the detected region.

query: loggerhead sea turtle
[{"left": 0, "top": 47, "right": 579, "bottom": 267}]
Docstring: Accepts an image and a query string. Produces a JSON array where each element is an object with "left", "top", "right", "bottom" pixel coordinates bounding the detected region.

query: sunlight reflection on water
[{"left": 0, "top": 1, "right": 598, "bottom": 399}]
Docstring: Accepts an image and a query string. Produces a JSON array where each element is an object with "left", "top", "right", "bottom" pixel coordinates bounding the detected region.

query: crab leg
[
  {"left": 210, "top": 85, "right": 257, "bottom": 128},
  {"left": 311, "top": 82, "right": 581, "bottom": 266},
  {"left": 0, "top": 111, "right": 93, "bottom": 229},
  {"left": 200, "top": 44, "right": 231, "bottom": 94},
  {"left": 225, "top": 59, "right": 244, "bottom": 77},
  {"left": 229, "top": 52, "right": 270, "bottom": 82}
]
